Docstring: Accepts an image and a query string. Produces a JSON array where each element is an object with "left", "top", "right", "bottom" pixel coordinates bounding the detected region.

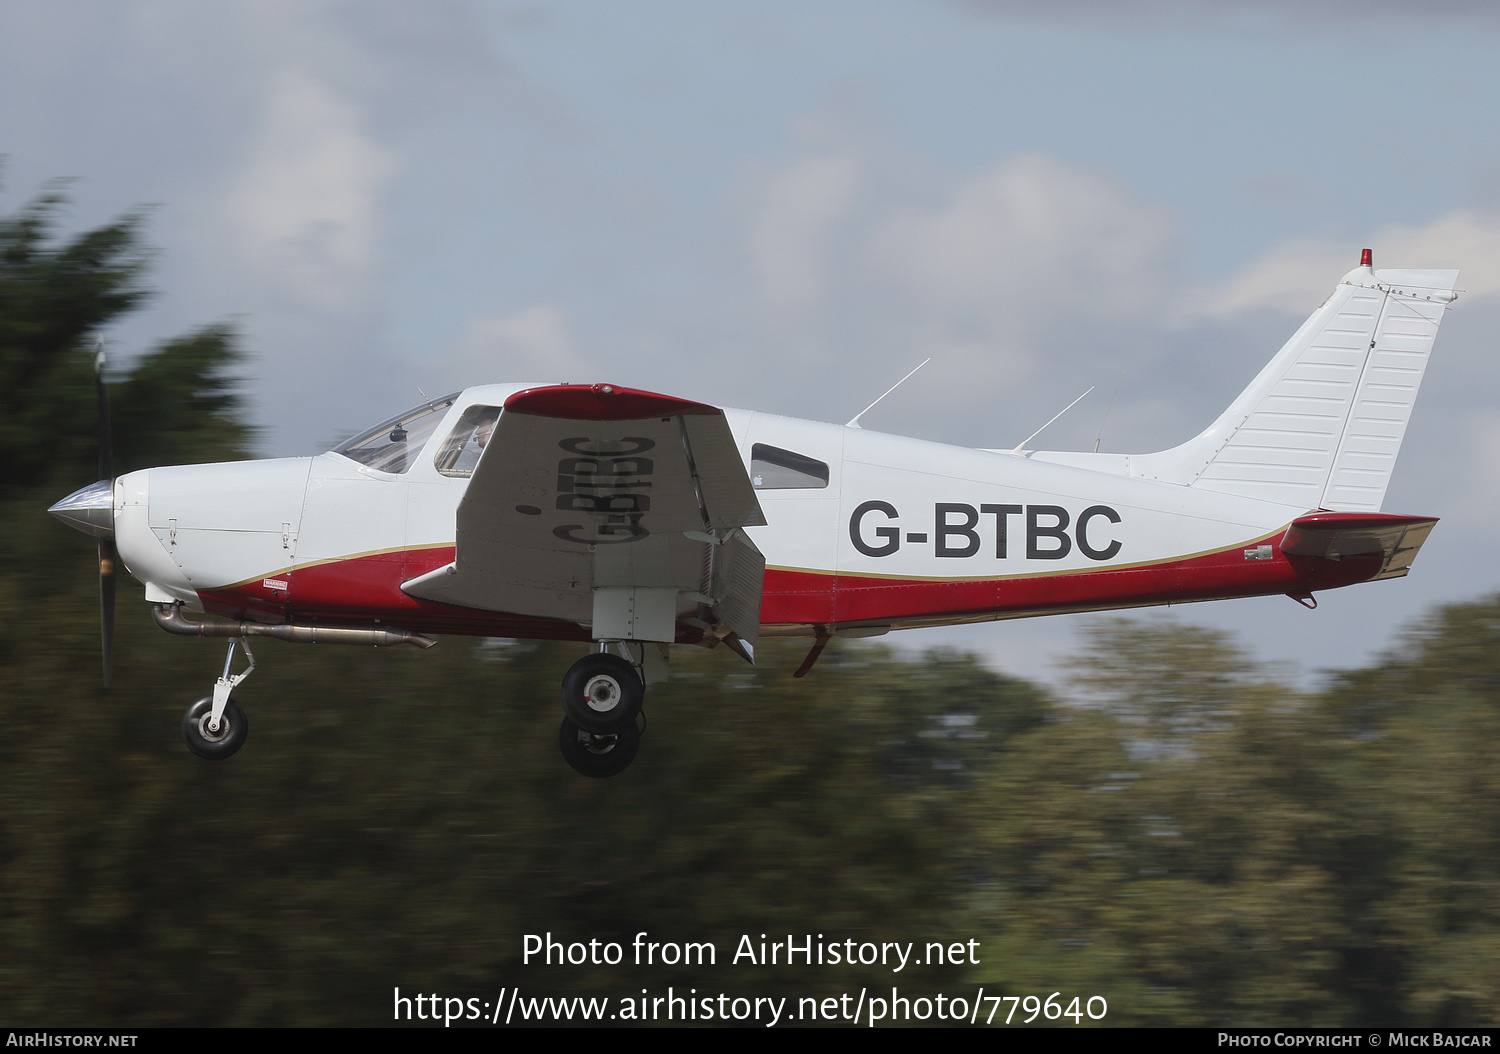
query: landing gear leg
[{"left": 182, "top": 637, "right": 255, "bottom": 760}]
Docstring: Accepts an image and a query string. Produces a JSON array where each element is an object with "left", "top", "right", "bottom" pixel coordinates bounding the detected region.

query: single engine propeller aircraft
[{"left": 50, "top": 251, "right": 1458, "bottom": 776}]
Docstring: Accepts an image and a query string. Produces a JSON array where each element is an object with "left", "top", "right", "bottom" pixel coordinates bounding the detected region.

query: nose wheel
[
  {"left": 181, "top": 637, "right": 255, "bottom": 761},
  {"left": 183, "top": 696, "right": 249, "bottom": 759}
]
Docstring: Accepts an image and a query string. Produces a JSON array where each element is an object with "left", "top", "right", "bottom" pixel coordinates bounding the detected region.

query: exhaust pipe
[{"left": 152, "top": 603, "right": 438, "bottom": 649}]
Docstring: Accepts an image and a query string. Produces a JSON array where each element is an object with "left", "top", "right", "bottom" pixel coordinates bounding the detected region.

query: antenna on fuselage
[
  {"left": 1010, "top": 386, "right": 1094, "bottom": 455},
  {"left": 846, "top": 358, "right": 931, "bottom": 429},
  {"left": 1093, "top": 382, "right": 1120, "bottom": 453}
]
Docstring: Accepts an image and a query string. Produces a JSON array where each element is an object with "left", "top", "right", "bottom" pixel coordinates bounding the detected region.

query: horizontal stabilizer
[{"left": 1281, "top": 511, "right": 1437, "bottom": 581}]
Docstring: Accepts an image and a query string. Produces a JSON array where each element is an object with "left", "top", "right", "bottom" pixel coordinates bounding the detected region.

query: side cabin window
[
  {"left": 434, "top": 405, "right": 502, "bottom": 477},
  {"left": 751, "top": 443, "right": 829, "bottom": 490},
  {"left": 331, "top": 393, "right": 460, "bottom": 474}
]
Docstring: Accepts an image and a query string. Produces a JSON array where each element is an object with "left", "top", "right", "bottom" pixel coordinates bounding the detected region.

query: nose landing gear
[{"left": 181, "top": 637, "right": 255, "bottom": 760}]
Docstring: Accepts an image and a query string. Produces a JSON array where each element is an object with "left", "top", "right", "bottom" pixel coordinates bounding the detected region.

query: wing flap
[{"left": 710, "top": 527, "right": 765, "bottom": 646}]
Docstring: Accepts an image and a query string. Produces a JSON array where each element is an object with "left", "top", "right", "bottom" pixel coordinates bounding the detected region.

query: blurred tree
[
  {"left": 0, "top": 187, "right": 148, "bottom": 497},
  {"left": 1066, "top": 618, "right": 1253, "bottom": 748},
  {"left": 0, "top": 186, "right": 251, "bottom": 489},
  {"left": 1322, "top": 598, "right": 1500, "bottom": 1026},
  {"left": 970, "top": 619, "right": 1360, "bottom": 1026},
  {"left": 0, "top": 183, "right": 259, "bottom": 1022},
  {"left": 110, "top": 324, "right": 252, "bottom": 474}
]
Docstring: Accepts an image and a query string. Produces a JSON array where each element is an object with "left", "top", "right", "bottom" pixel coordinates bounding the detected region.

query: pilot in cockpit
[{"left": 435, "top": 405, "right": 502, "bottom": 477}]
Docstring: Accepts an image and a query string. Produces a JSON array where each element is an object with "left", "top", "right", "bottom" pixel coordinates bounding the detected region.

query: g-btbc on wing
[{"left": 49, "top": 252, "right": 1458, "bottom": 776}]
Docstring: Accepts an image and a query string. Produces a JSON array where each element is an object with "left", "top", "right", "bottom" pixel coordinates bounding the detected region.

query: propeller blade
[
  {"left": 99, "top": 537, "right": 116, "bottom": 688},
  {"left": 95, "top": 341, "right": 115, "bottom": 688},
  {"left": 95, "top": 343, "right": 112, "bottom": 483}
]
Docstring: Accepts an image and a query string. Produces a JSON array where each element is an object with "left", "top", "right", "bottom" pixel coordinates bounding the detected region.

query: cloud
[
  {"left": 958, "top": 0, "right": 1500, "bottom": 28},
  {"left": 739, "top": 145, "right": 1179, "bottom": 399},
  {"left": 448, "top": 304, "right": 588, "bottom": 384},
  {"left": 748, "top": 150, "right": 864, "bottom": 318},
  {"left": 869, "top": 152, "right": 1176, "bottom": 337},
  {"left": 744, "top": 138, "right": 1500, "bottom": 373},
  {"left": 1200, "top": 209, "right": 1500, "bottom": 317},
  {"left": 227, "top": 68, "right": 397, "bottom": 313},
  {"left": 1460, "top": 412, "right": 1500, "bottom": 509}
]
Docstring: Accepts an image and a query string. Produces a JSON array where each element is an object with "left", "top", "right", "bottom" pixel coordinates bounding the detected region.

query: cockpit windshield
[{"left": 331, "top": 392, "right": 461, "bottom": 474}]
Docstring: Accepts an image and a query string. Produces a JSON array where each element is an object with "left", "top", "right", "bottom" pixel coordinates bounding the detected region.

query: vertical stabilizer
[{"left": 1131, "top": 256, "right": 1458, "bottom": 511}]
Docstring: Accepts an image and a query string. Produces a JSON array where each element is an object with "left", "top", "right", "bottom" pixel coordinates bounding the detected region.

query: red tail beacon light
[{"left": 1360, "top": 247, "right": 1373, "bottom": 267}]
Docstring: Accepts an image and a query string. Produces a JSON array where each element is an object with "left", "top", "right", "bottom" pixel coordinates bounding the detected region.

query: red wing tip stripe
[
  {"left": 1291, "top": 512, "right": 1439, "bottom": 530},
  {"left": 504, "top": 384, "right": 721, "bottom": 421}
]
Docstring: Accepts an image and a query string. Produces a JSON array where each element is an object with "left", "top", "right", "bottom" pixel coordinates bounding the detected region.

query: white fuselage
[{"left": 111, "top": 383, "right": 1331, "bottom": 641}]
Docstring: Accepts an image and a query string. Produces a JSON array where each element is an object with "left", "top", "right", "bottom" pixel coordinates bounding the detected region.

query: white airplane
[{"left": 49, "top": 251, "right": 1458, "bottom": 776}]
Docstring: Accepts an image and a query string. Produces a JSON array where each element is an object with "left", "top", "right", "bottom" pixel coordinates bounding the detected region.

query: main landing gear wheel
[
  {"left": 558, "top": 716, "right": 640, "bottom": 778},
  {"left": 182, "top": 696, "right": 249, "bottom": 760},
  {"left": 560, "top": 653, "right": 643, "bottom": 733}
]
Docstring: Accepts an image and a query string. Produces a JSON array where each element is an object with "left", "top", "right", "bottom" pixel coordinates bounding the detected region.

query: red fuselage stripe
[{"left": 195, "top": 537, "right": 1384, "bottom": 640}]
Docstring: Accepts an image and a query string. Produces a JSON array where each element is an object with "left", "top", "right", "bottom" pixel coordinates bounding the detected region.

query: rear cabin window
[
  {"left": 434, "top": 405, "right": 502, "bottom": 477},
  {"left": 750, "top": 444, "right": 829, "bottom": 490}
]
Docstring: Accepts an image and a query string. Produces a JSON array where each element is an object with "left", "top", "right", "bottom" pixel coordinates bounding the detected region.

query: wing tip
[{"left": 504, "top": 384, "right": 721, "bottom": 422}]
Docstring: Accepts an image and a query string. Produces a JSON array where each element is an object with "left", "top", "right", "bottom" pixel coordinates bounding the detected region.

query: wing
[{"left": 402, "top": 384, "right": 767, "bottom": 648}]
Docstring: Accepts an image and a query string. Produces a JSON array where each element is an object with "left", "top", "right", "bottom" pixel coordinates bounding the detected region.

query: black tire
[
  {"left": 560, "top": 653, "right": 643, "bottom": 732},
  {"left": 182, "top": 695, "right": 249, "bottom": 760},
  {"left": 558, "top": 716, "right": 640, "bottom": 778}
]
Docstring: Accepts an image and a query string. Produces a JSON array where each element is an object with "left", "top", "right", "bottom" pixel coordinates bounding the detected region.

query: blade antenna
[
  {"left": 1093, "top": 382, "right": 1120, "bottom": 453},
  {"left": 1010, "top": 386, "right": 1093, "bottom": 455},
  {"left": 846, "top": 358, "right": 931, "bottom": 429},
  {"left": 94, "top": 339, "right": 116, "bottom": 687}
]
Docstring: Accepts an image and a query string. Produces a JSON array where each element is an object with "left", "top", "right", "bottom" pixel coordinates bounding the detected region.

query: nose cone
[{"left": 48, "top": 479, "right": 115, "bottom": 538}]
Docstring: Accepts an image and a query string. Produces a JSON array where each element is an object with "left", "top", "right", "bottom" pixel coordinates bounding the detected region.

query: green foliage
[
  {"left": 971, "top": 623, "right": 1357, "bottom": 1025},
  {"left": 0, "top": 189, "right": 148, "bottom": 496},
  {"left": 0, "top": 188, "right": 250, "bottom": 498},
  {"left": 0, "top": 631, "right": 1032, "bottom": 1024},
  {"left": 1320, "top": 599, "right": 1500, "bottom": 1025},
  {"left": 963, "top": 610, "right": 1500, "bottom": 1027},
  {"left": 109, "top": 324, "right": 254, "bottom": 473},
  {"left": 1066, "top": 618, "right": 1254, "bottom": 740}
]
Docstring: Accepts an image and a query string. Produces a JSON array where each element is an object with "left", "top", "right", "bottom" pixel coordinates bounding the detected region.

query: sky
[{"left": 4, "top": 0, "right": 1500, "bottom": 687}]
